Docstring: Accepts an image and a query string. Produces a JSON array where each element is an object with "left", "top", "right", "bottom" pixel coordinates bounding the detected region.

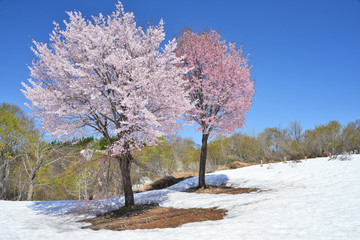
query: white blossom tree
[{"left": 22, "top": 1, "right": 191, "bottom": 206}]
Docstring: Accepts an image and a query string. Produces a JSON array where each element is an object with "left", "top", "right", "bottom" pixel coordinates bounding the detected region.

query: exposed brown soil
[
  {"left": 82, "top": 205, "right": 227, "bottom": 231},
  {"left": 185, "top": 186, "right": 259, "bottom": 194},
  {"left": 82, "top": 185, "right": 260, "bottom": 231},
  {"left": 136, "top": 172, "right": 198, "bottom": 193},
  {"left": 216, "top": 161, "right": 256, "bottom": 171},
  {"left": 229, "top": 161, "right": 254, "bottom": 169},
  {"left": 173, "top": 172, "right": 198, "bottom": 179}
]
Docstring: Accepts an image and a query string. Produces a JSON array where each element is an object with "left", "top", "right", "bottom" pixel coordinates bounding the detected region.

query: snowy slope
[{"left": 1, "top": 155, "right": 359, "bottom": 240}]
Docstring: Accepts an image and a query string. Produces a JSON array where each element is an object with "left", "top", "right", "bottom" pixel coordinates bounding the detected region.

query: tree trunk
[
  {"left": 199, "top": 133, "right": 209, "bottom": 189},
  {"left": 0, "top": 159, "right": 11, "bottom": 199},
  {"left": 117, "top": 153, "right": 135, "bottom": 207},
  {"left": 27, "top": 180, "right": 34, "bottom": 201},
  {"left": 0, "top": 162, "right": 5, "bottom": 199}
]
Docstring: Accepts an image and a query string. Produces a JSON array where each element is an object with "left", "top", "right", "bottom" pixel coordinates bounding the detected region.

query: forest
[{"left": 1, "top": 102, "right": 359, "bottom": 201}]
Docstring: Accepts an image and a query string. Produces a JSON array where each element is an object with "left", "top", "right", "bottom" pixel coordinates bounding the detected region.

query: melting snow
[{"left": 1, "top": 155, "right": 359, "bottom": 240}]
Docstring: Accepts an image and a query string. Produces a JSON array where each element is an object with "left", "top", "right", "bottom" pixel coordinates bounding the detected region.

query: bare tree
[{"left": 19, "top": 140, "right": 62, "bottom": 200}]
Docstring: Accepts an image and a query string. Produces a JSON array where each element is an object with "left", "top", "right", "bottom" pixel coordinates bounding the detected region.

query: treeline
[
  {"left": 1, "top": 103, "right": 359, "bottom": 201},
  {"left": 205, "top": 120, "right": 360, "bottom": 167},
  {"left": 0, "top": 101, "right": 120, "bottom": 201},
  {"left": 0, "top": 103, "right": 85, "bottom": 201},
  {"left": 134, "top": 119, "right": 360, "bottom": 174}
]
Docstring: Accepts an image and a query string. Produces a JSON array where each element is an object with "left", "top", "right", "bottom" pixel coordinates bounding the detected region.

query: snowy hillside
[{"left": 1, "top": 155, "right": 359, "bottom": 240}]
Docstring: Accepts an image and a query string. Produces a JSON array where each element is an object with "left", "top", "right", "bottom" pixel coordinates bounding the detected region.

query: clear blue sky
[{"left": 0, "top": 0, "right": 359, "bottom": 144}]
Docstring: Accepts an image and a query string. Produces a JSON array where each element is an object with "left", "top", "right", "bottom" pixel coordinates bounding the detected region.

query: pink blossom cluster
[{"left": 176, "top": 29, "right": 254, "bottom": 135}]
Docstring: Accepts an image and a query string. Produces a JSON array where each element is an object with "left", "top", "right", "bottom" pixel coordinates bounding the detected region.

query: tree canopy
[{"left": 22, "top": 1, "right": 192, "bottom": 206}]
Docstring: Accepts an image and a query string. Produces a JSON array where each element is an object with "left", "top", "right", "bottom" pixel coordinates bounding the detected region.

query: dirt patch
[
  {"left": 185, "top": 186, "right": 259, "bottom": 194},
  {"left": 136, "top": 172, "right": 198, "bottom": 192},
  {"left": 216, "top": 161, "right": 256, "bottom": 171},
  {"left": 82, "top": 205, "right": 227, "bottom": 231},
  {"left": 229, "top": 161, "right": 253, "bottom": 169},
  {"left": 81, "top": 186, "right": 259, "bottom": 231},
  {"left": 173, "top": 172, "right": 198, "bottom": 179}
]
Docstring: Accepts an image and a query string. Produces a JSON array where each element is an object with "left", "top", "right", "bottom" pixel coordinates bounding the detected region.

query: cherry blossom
[
  {"left": 176, "top": 29, "right": 254, "bottom": 188},
  {"left": 22, "top": 1, "right": 191, "bottom": 206}
]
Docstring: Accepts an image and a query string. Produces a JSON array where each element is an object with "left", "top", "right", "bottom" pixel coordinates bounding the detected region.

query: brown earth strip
[
  {"left": 82, "top": 185, "right": 260, "bottom": 231},
  {"left": 185, "top": 186, "right": 259, "bottom": 194},
  {"left": 136, "top": 172, "right": 198, "bottom": 193},
  {"left": 82, "top": 205, "right": 227, "bottom": 231}
]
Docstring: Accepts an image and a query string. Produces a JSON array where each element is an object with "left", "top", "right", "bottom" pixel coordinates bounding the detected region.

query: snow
[{"left": 1, "top": 155, "right": 360, "bottom": 240}]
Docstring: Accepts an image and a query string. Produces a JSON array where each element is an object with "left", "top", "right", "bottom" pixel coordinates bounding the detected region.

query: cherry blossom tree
[
  {"left": 176, "top": 29, "right": 254, "bottom": 188},
  {"left": 22, "top": 1, "right": 191, "bottom": 206}
]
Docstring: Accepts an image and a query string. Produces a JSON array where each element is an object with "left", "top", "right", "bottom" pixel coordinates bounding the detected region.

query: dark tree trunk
[
  {"left": 199, "top": 133, "right": 209, "bottom": 189},
  {"left": 117, "top": 153, "right": 135, "bottom": 207}
]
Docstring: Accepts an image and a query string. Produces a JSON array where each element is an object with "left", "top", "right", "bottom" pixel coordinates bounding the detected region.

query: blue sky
[{"left": 0, "top": 0, "right": 359, "bottom": 144}]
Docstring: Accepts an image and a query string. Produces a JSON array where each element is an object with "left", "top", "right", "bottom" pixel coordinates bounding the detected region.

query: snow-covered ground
[{"left": 1, "top": 155, "right": 360, "bottom": 240}]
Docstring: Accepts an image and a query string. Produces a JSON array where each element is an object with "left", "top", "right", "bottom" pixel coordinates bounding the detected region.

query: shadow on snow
[{"left": 29, "top": 174, "right": 229, "bottom": 216}]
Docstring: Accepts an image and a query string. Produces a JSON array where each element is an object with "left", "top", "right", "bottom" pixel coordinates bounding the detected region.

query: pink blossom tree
[
  {"left": 22, "top": 1, "right": 191, "bottom": 206},
  {"left": 176, "top": 29, "right": 254, "bottom": 188}
]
